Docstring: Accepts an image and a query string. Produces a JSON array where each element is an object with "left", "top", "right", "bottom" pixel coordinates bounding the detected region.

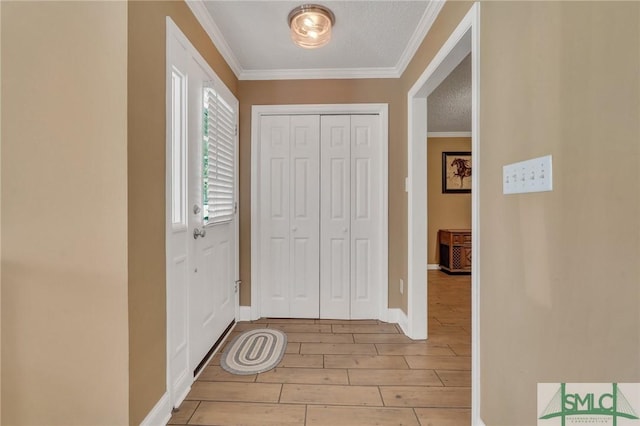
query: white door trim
[
  {"left": 250, "top": 103, "right": 389, "bottom": 322},
  {"left": 406, "top": 4, "right": 483, "bottom": 425},
  {"left": 165, "top": 17, "right": 192, "bottom": 412}
]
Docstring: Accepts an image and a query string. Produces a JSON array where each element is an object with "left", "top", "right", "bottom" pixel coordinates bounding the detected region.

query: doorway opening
[{"left": 407, "top": 4, "right": 481, "bottom": 424}]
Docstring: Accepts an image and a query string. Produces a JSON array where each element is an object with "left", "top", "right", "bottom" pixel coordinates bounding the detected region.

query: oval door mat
[{"left": 221, "top": 328, "right": 287, "bottom": 375}]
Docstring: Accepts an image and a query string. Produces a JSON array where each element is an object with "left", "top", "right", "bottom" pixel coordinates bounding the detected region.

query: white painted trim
[
  {"left": 406, "top": 3, "right": 482, "bottom": 425},
  {"left": 395, "top": 1, "right": 446, "bottom": 77},
  {"left": 407, "top": 95, "right": 428, "bottom": 341},
  {"left": 253, "top": 103, "right": 389, "bottom": 116},
  {"left": 239, "top": 306, "right": 253, "bottom": 322},
  {"left": 379, "top": 107, "right": 390, "bottom": 325},
  {"left": 387, "top": 309, "right": 409, "bottom": 337},
  {"left": 427, "top": 264, "right": 440, "bottom": 270},
  {"left": 172, "top": 385, "right": 191, "bottom": 414},
  {"left": 185, "top": 0, "right": 445, "bottom": 81},
  {"left": 139, "top": 392, "right": 172, "bottom": 426},
  {"left": 469, "top": 5, "right": 483, "bottom": 425},
  {"left": 239, "top": 67, "right": 399, "bottom": 81},
  {"left": 184, "top": 0, "right": 242, "bottom": 78},
  {"left": 251, "top": 103, "right": 389, "bottom": 322},
  {"left": 427, "top": 131, "right": 472, "bottom": 138},
  {"left": 410, "top": 34, "right": 472, "bottom": 99},
  {"left": 165, "top": 17, "right": 192, "bottom": 413},
  {"left": 250, "top": 108, "right": 261, "bottom": 322}
]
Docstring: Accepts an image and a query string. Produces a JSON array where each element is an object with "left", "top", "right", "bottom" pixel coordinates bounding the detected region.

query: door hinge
[
  {"left": 234, "top": 280, "right": 241, "bottom": 293},
  {"left": 234, "top": 125, "right": 238, "bottom": 136},
  {"left": 234, "top": 201, "right": 238, "bottom": 214}
]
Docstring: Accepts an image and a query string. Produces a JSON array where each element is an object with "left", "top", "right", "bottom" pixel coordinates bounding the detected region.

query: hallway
[{"left": 169, "top": 271, "right": 471, "bottom": 425}]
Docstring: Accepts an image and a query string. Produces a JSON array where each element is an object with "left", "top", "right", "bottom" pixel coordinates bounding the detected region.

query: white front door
[
  {"left": 187, "top": 55, "right": 236, "bottom": 370},
  {"left": 166, "top": 18, "right": 238, "bottom": 409}
]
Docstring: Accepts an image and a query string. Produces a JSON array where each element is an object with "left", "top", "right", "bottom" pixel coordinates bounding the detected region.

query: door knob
[
  {"left": 193, "top": 227, "right": 206, "bottom": 239},
  {"left": 193, "top": 204, "right": 201, "bottom": 214},
  {"left": 342, "top": 227, "right": 348, "bottom": 233},
  {"left": 292, "top": 226, "right": 298, "bottom": 232}
]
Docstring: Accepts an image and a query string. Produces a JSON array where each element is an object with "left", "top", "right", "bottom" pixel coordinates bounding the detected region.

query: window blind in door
[{"left": 203, "top": 86, "right": 236, "bottom": 224}]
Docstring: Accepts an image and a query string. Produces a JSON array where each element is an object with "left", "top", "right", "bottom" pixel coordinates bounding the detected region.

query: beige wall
[
  {"left": 479, "top": 2, "right": 640, "bottom": 424},
  {"left": 127, "top": 1, "right": 238, "bottom": 423},
  {"left": 427, "top": 138, "right": 471, "bottom": 264},
  {"left": 237, "top": 79, "right": 405, "bottom": 308},
  {"left": 0, "top": 0, "right": 478, "bottom": 423},
  {"left": 5, "top": 2, "right": 636, "bottom": 424},
  {"left": 1, "top": 2, "right": 129, "bottom": 424},
  {"left": 238, "top": 1, "right": 476, "bottom": 314}
]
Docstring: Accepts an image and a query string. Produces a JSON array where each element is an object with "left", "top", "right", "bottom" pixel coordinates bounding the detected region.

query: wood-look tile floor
[{"left": 170, "top": 271, "right": 471, "bottom": 426}]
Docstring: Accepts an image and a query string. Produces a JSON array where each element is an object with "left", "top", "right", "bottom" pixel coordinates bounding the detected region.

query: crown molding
[
  {"left": 186, "top": 0, "right": 445, "bottom": 81},
  {"left": 185, "top": 0, "right": 242, "bottom": 78},
  {"left": 395, "top": 1, "right": 446, "bottom": 77},
  {"left": 239, "top": 67, "right": 399, "bottom": 81}
]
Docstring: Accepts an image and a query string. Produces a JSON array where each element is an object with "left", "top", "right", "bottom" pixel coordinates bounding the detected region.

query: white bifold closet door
[
  {"left": 320, "top": 115, "right": 381, "bottom": 319},
  {"left": 259, "top": 115, "right": 320, "bottom": 318},
  {"left": 259, "top": 114, "right": 380, "bottom": 319}
]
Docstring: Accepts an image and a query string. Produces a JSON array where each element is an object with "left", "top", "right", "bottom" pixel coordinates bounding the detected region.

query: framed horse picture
[{"left": 442, "top": 151, "right": 472, "bottom": 193}]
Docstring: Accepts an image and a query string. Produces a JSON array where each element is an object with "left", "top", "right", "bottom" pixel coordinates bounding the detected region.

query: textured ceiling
[
  {"left": 428, "top": 54, "right": 471, "bottom": 133},
  {"left": 189, "top": 0, "right": 470, "bottom": 132},
  {"left": 194, "top": 1, "right": 443, "bottom": 79}
]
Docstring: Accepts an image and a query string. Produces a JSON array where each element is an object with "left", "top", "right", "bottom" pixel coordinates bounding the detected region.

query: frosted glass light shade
[{"left": 288, "top": 4, "right": 335, "bottom": 49}]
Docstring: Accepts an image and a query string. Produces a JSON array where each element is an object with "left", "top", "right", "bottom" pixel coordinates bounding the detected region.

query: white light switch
[{"left": 503, "top": 155, "right": 553, "bottom": 194}]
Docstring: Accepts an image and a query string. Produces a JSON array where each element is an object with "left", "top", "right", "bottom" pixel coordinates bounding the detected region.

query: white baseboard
[
  {"left": 239, "top": 306, "right": 252, "bottom": 322},
  {"left": 377, "top": 306, "right": 389, "bottom": 323},
  {"left": 140, "top": 392, "right": 172, "bottom": 426},
  {"left": 387, "top": 308, "right": 400, "bottom": 323},
  {"left": 174, "top": 385, "right": 192, "bottom": 410},
  {"left": 387, "top": 308, "right": 409, "bottom": 336},
  {"left": 474, "top": 416, "right": 487, "bottom": 426},
  {"left": 427, "top": 264, "right": 440, "bottom": 270},
  {"left": 397, "top": 310, "right": 409, "bottom": 336}
]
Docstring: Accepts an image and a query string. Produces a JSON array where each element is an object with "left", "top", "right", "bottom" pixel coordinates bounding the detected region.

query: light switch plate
[{"left": 503, "top": 155, "right": 553, "bottom": 194}]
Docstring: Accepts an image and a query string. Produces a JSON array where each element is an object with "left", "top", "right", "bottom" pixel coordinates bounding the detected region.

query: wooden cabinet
[{"left": 438, "top": 229, "right": 472, "bottom": 274}]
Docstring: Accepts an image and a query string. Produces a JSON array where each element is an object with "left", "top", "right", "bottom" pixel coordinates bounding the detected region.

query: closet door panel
[
  {"left": 259, "top": 116, "right": 291, "bottom": 317},
  {"left": 350, "top": 115, "right": 381, "bottom": 319},
  {"left": 320, "top": 116, "right": 351, "bottom": 319},
  {"left": 354, "top": 239, "right": 371, "bottom": 300},
  {"left": 289, "top": 115, "right": 320, "bottom": 317}
]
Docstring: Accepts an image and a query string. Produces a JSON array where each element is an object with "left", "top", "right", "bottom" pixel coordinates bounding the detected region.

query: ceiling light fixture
[{"left": 288, "top": 4, "right": 335, "bottom": 49}]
